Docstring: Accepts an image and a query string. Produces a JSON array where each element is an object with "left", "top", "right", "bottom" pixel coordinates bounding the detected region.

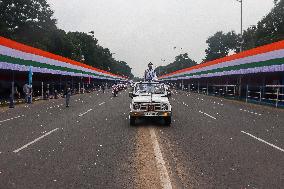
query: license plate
[
  {"left": 145, "top": 112, "right": 158, "bottom": 116},
  {"left": 147, "top": 105, "right": 155, "bottom": 111}
]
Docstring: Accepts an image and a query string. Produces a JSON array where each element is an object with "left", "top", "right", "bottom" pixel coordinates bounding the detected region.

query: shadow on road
[{"left": 132, "top": 117, "right": 170, "bottom": 127}]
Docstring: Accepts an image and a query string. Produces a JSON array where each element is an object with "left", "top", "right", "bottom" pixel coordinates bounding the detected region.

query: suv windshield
[{"left": 134, "top": 83, "right": 165, "bottom": 94}]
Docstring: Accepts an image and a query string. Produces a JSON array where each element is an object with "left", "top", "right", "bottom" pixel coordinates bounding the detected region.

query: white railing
[
  {"left": 183, "top": 83, "right": 284, "bottom": 108},
  {"left": 246, "top": 85, "right": 284, "bottom": 107}
]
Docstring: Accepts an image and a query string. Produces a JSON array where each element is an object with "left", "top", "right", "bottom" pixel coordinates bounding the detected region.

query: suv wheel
[
  {"left": 130, "top": 116, "right": 136, "bottom": 126},
  {"left": 164, "top": 117, "right": 171, "bottom": 126}
]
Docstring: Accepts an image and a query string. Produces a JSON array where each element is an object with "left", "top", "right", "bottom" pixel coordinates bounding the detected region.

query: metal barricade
[
  {"left": 212, "top": 85, "right": 237, "bottom": 97},
  {"left": 184, "top": 83, "right": 283, "bottom": 108},
  {"left": 246, "top": 85, "right": 284, "bottom": 107}
]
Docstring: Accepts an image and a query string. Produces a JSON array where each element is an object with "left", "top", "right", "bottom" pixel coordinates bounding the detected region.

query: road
[{"left": 0, "top": 89, "right": 283, "bottom": 189}]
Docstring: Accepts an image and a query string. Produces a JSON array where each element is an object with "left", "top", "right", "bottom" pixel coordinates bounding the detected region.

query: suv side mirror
[{"left": 129, "top": 92, "right": 133, "bottom": 98}]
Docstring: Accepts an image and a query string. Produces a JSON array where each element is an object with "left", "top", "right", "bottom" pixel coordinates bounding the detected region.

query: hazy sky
[{"left": 47, "top": 0, "right": 275, "bottom": 77}]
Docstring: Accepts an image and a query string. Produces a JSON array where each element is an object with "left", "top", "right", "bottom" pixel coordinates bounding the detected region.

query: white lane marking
[
  {"left": 241, "top": 131, "right": 284, "bottom": 152},
  {"left": 239, "top": 109, "right": 262, "bottom": 116},
  {"left": 0, "top": 115, "right": 24, "bottom": 124},
  {"left": 199, "top": 111, "right": 217, "bottom": 120},
  {"left": 149, "top": 128, "right": 172, "bottom": 189},
  {"left": 99, "top": 102, "right": 105, "bottom": 106},
  {"left": 13, "top": 128, "right": 59, "bottom": 153},
  {"left": 78, "top": 109, "right": 93, "bottom": 117}
]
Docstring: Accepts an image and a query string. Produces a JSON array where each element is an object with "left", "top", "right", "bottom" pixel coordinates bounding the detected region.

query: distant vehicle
[{"left": 129, "top": 82, "right": 172, "bottom": 126}]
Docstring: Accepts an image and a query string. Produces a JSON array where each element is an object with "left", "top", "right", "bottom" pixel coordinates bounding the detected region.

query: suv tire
[
  {"left": 130, "top": 116, "right": 136, "bottom": 126},
  {"left": 164, "top": 117, "right": 171, "bottom": 126}
]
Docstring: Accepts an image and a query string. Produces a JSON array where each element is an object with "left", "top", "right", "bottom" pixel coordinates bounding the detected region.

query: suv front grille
[{"left": 139, "top": 103, "right": 161, "bottom": 111}]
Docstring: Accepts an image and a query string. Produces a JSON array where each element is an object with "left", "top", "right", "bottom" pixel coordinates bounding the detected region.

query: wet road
[{"left": 0, "top": 89, "right": 283, "bottom": 188}]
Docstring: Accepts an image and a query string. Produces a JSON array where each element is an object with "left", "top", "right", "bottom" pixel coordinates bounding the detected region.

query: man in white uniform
[{"left": 144, "top": 62, "right": 157, "bottom": 81}]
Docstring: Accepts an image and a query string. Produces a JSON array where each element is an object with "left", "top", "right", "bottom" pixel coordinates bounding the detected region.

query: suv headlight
[
  {"left": 133, "top": 103, "right": 140, "bottom": 110},
  {"left": 161, "top": 103, "right": 168, "bottom": 110}
]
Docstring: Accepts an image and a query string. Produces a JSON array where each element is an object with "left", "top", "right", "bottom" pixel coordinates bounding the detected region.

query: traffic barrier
[{"left": 184, "top": 83, "right": 284, "bottom": 108}]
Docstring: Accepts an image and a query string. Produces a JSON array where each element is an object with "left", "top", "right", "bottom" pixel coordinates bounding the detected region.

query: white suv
[{"left": 129, "top": 82, "right": 172, "bottom": 126}]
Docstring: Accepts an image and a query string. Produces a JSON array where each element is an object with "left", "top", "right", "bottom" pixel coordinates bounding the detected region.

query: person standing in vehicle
[{"left": 144, "top": 62, "right": 157, "bottom": 81}]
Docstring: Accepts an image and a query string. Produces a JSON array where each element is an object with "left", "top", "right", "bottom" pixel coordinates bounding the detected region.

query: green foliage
[
  {"left": 203, "top": 31, "right": 239, "bottom": 62},
  {"left": 0, "top": 0, "right": 57, "bottom": 50},
  {"left": 204, "top": 0, "right": 284, "bottom": 62},
  {"left": 249, "top": 0, "right": 284, "bottom": 48},
  {"left": 0, "top": 0, "right": 133, "bottom": 78},
  {"left": 155, "top": 53, "right": 197, "bottom": 76}
]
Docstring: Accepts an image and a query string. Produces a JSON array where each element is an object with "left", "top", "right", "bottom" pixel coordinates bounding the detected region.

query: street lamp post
[
  {"left": 236, "top": 0, "right": 243, "bottom": 52},
  {"left": 235, "top": 0, "right": 243, "bottom": 99}
]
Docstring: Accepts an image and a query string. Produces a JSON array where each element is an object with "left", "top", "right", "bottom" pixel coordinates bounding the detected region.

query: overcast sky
[{"left": 47, "top": 0, "right": 275, "bottom": 77}]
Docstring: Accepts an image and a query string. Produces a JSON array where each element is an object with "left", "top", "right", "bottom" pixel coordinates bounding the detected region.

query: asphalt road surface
[{"left": 0, "top": 89, "right": 283, "bottom": 189}]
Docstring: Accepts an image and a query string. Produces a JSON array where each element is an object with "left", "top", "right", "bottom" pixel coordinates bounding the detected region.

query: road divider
[
  {"left": 0, "top": 115, "right": 25, "bottom": 124},
  {"left": 78, "top": 109, "right": 93, "bottom": 117},
  {"left": 199, "top": 110, "right": 217, "bottom": 120},
  {"left": 240, "top": 109, "right": 262, "bottom": 116},
  {"left": 149, "top": 128, "right": 172, "bottom": 189},
  {"left": 13, "top": 128, "right": 59, "bottom": 153},
  {"left": 213, "top": 101, "right": 224, "bottom": 106},
  {"left": 241, "top": 131, "right": 284, "bottom": 152},
  {"left": 99, "top": 102, "right": 105, "bottom": 106}
]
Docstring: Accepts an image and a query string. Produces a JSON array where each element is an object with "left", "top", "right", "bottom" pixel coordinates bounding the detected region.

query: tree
[
  {"left": 65, "top": 32, "right": 133, "bottom": 78},
  {"left": 274, "top": 0, "right": 280, "bottom": 5},
  {"left": 241, "top": 0, "right": 284, "bottom": 51},
  {"left": 203, "top": 31, "right": 239, "bottom": 62},
  {"left": 156, "top": 53, "right": 197, "bottom": 76},
  {"left": 254, "top": 0, "right": 284, "bottom": 46},
  {"left": 242, "top": 26, "right": 257, "bottom": 51},
  {"left": 0, "top": 0, "right": 57, "bottom": 49},
  {"left": 0, "top": 0, "right": 134, "bottom": 78},
  {"left": 204, "top": 1, "right": 284, "bottom": 58}
]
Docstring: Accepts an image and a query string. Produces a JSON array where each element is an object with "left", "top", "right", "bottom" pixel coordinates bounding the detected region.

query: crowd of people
[{"left": 4, "top": 82, "right": 113, "bottom": 108}]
